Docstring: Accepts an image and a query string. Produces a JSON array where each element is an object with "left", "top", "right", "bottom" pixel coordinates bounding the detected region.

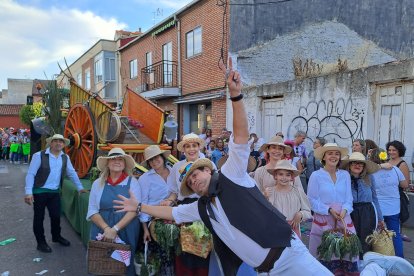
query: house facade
[{"left": 119, "top": 0, "right": 229, "bottom": 137}]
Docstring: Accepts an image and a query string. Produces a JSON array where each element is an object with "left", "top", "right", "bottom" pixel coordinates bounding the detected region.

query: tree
[{"left": 19, "top": 105, "right": 36, "bottom": 126}]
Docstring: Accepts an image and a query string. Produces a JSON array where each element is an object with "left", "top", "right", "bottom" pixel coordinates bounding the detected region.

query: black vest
[
  {"left": 34, "top": 150, "right": 67, "bottom": 188},
  {"left": 198, "top": 172, "right": 292, "bottom": 275}
]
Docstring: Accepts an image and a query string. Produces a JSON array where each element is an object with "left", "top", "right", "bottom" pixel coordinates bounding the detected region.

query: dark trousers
[{"left": 33, "top": 193, "right": 61, "bottom": 244}]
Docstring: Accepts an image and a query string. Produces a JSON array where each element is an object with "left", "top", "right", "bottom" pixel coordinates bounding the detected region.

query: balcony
[{"left": 139, "top": 60, "right": 180, "bottom": 99}]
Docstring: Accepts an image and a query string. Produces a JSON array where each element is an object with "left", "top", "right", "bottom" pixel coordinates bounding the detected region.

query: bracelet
[
  {"left": 229, "top": 94, "right": 243, "bottom": 102},
  {"left": 113, "top": 225, "right": 120, "bottom": 232},
  {"left": 136, "top": 202, "right": 142, "bottom": 215}
]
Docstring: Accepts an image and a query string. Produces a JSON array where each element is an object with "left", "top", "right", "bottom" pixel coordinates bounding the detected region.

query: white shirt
[
  {"left": 86, "top": 176, "right": 140, "bottom": 220},
  {"left": 138, "top": 167, "right": 172, "bottom": 222},
  {"left": 370, "top": 167, "right": 405, "bottom": 216},
  {"left": 307, "top": 168, "right": 354, "bottom": 215},
  {"left": 172, "top": 136, "right": 270, "bottom": 267}
]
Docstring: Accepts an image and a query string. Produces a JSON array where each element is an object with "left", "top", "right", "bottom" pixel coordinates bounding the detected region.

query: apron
[
  {"left": 90, "top": 177, "right": 139, "bottom": 276},
  {"left": 351, "top": 202, "right": 376, "bottom": 255}
]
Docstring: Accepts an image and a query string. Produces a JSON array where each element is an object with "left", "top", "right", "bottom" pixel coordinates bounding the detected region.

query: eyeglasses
[
  {"left": 350, "top": 161, "right": 365, "bottom": 167},
  {"left": 179, "top": 163, "right": 193, "bottom": 182}
]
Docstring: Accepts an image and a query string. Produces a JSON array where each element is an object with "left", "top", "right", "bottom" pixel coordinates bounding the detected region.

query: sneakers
[{"left": 363, "top": 251, "right": 414, "bottom": 276}]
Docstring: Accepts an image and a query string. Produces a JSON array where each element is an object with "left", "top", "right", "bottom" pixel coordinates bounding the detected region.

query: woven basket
[
  {"left": 366, "top": 229, "right": 396, "bottom": 256},
  {"left": 87, "top": 240, "right": 131, "bottom": 275},
  {"left": 180, "top": 226, "right": 213, "bottom": 259}
]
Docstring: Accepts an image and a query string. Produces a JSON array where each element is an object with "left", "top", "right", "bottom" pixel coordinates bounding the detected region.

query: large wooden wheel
[{"left": 64, "top": 104, "right": 97, "bottom": 178}]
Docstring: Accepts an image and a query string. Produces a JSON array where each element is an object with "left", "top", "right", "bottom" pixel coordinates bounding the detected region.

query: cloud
[{"left": 0, "top": 0, "right": 126, "bottom": 89}]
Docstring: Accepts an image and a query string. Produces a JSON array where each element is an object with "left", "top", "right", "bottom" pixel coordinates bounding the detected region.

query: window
[
  {"left": 77, "top": 72, "right": 82, "bottom": 86},
  {"left": 186, "top": 26, "right": 202, "bottom": 58},
  {"left": 129, "top": 59, "right": 138, "bottom": 79},
  {"left": 85, "top": 69, "right": 91, "bottom": 90},
  {"left": 95, "top": 59, "right": 103, "bottom": 83},
  {"left": 145, "top": 52, "right": 152, "bottom": 73},
  {"left": 105, "top": 58, "right": 115, "bottom": 81}
]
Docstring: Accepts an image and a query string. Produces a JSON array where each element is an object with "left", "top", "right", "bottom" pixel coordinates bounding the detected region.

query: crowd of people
[
  {"left": 1, "top": 127, "right": 31, "bottom": 164},
  {"left": 23, "top": 57, "right": 414, "bottom": 275}
]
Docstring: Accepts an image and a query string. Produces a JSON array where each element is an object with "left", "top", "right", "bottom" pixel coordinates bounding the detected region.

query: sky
[{"left": 0, "top": 0, "right": 193, "bottom": 91}]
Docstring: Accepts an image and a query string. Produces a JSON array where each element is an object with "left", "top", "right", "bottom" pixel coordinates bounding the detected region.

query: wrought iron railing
[{"left": 140, "top": 60, "right": 178, "bottom": 92}]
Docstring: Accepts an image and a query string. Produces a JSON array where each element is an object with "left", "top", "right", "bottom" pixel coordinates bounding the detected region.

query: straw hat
[
  {"left": 179, "top": 158, "right": 214, "bottom": 196},
  {"left": 177, "top": 133, "right": 205, "bottom": 152},
  {"left": 259, "top": 136, "right": 292, "bottom": 154},
  {"left": 340, "top": 152, "right": 379, "bottom": 175},
  {"left": 267, "top": 159, "right": 300, "bottom": 177},
  {"left": 46, "top": 134, "right": 70, "bottom": 146},
  {"left": 140, "top": 145, "right": 171, "bottom": 167},
  {"left": 314, "top": 143, "right": 349, "bottom": 160},
  {"left": 96, "top": 148, "right": 135, "bottom": 172}
]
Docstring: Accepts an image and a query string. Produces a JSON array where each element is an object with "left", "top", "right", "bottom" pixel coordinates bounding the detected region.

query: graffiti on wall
[
  {"left": 247, "top": 111, "right": 255, "bottom": 132},
  {"left": 287, "top": 97, "right": 365, "bottom": 146}
]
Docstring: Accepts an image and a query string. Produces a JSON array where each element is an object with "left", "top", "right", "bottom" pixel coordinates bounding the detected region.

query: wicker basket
[
  {"left": 87, "top": 240, "right": 131, "bottom": 275},
  {"left": 366, "top": 229, "right": 396, "bottom": 256},
  {"left": 180, "top": 226, "right": 213, "bottom": 259}
]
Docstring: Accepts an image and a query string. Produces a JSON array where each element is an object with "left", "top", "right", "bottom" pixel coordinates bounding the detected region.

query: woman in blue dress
[{"left": 87, "top": 148, "right": 140, "bottom": 276}]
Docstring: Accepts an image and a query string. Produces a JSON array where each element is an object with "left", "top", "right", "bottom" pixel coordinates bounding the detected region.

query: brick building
[
  {"left": 119, "top": 0, "right": 229, "bottom": 139},
  {"left": 0, "top": 104, "right": 26, "bottom": 129}
]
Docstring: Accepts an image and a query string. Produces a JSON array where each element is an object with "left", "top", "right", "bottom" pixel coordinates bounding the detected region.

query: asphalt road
[{"left": 0, "top": 162, "right": 88, "bottom": 276}]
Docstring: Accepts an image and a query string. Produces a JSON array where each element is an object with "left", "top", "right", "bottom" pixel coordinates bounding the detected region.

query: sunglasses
[
  {"left": 179, "top": 163, "right": 193, "bottom": 182},
  {"left": 350, "top": 161, "right": 365, "bottom": 167}
]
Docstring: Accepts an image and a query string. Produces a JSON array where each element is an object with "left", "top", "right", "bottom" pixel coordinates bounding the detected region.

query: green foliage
[
  {"left": 317, "top": 229, "right": 362, "bottom": 261},
  {"left": 181, "top": 221, "right": 211, "bottom": 242},
  {"left": 88, "top": 167, "right": 100, "bottom": 183},
  {"left": 153, "top": 220, "right": 181, "bottom": 258},
  {"left": 19, "top": 105, "right": 36, "bottom": 126},
  {"left": 32, "top": 102, "right": 44, "bottom": 117}
]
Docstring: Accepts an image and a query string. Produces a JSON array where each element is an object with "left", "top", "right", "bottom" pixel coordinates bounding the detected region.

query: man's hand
[
  {"left": 113, "top": 190, "right": 139, "bottom": 212},
  {"left": 219, "top": 57, "right": 242, "bottom": 97},
  {"left": 24, "top": 195, "right": 34, "bottom": 206}
]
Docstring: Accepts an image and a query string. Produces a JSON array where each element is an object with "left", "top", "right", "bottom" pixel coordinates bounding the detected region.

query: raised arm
[{"left": 219, "top": 57, "right": 249, "bottom": 144}]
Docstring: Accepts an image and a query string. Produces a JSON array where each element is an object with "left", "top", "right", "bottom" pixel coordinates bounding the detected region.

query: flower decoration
[
  {"left": 379, "top": 151, "right": 388, "bottom": 161},
  {"left": 127, "top": 117, "right": 144, "bottom": 128}
]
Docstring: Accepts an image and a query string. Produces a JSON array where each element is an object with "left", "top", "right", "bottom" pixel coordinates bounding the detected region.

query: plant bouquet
[
  {"left": 150, "top": 219, "right": 181, "bottom": 258},
  {"left": 134, "top": 241, "right": 160, "bottom": 276},
  {"left": 317, "top": 218, "right": 362, "bottom": 261},
  {"left": 180, "top": 221, "right": 213, "bottom": 258}
]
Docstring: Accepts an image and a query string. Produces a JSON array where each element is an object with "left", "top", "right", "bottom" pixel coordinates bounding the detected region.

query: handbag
[
  {"left": 366, "top": 229, "right": 396, "bottom": 256},
  {"left": 87, "top": 240, "right": 131, "bottom": 275},
  {"left": 399, "top": 187, "right": 410, "bottom": 223}
]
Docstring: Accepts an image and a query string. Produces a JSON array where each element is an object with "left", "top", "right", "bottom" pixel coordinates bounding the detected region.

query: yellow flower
[{"left": 379, "top": 151, "right": 388, "bottom": 161}]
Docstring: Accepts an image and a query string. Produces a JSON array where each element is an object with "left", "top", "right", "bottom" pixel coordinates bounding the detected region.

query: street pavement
[
  {"left": 1, "top": 161, "right": 413, "bottom": 275},
  {"left": 0, "top": 162, "right": 88, "bottom": 275}
]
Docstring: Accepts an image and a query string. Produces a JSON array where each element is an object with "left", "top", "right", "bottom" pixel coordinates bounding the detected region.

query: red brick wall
[
  {"left": 179, "top": 0, "right": 229, "bottom": 95},
  {"left": 156, "top": 98, "right": 178, "bottom": 118},
  {"left": 0, "top": 116, "right": 27, "bottom": 129},
  {"left": 211, "top": 96, "right": 226, "bottom": 135}
]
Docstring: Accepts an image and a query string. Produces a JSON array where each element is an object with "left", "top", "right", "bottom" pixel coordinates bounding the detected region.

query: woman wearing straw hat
[
  {"left": 86, "top": 148, "right": 140, "bottom": 276},
  {"left": 163, "top": 133, "right": 217, "bottom": 276},
  {"left": 307, "top": 143, "right": 359, "bottom": 274},
  {"left": 252, "top": 136, "right": 305, "bottom": 196},
  {"left": 340, "top": 152, "right": 383, "bottom": 256},
  {"left": 138, "top": 145, "right": 174, "bottom": 275},
  {"left": 266, "top": 160, "right": 312, "bottom": 238}
]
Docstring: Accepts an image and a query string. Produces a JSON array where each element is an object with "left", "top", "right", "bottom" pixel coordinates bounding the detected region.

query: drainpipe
[{"left": 175, "top": 15, "right": 182, "bottom": 93}]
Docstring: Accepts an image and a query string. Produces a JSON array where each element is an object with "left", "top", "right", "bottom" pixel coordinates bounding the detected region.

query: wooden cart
[{"left": 63, "top": 81, "right": 176, "bottom": 178}]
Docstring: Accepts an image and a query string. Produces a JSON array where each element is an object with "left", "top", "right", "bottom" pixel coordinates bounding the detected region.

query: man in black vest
[
  {"left": 24, "top": 134, "right": 86, "bottom": 253},
  {"left": 114, "top": 58, "right": 333, "bottom": 275}
]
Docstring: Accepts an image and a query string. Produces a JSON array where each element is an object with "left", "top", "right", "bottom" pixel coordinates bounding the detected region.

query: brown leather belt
[{"left": 255, "top": 246, "right": 285, "bottom": 273}]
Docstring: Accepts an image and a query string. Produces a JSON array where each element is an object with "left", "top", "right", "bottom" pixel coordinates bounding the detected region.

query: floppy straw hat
[
  {"left": 314, "top": 143, "right": 349, "bottom": 160},
  {"left": 140, "top": 145, "right": 171, "bottom": 167},
  {"left": 96, "top": 148, "right": 136, "bottom": 172},
  {"left": 340, "top": 152, "right": 379, "bottom": 175},
  {"left": 267, "top": 159, "right": 300, "bottom": 177},
  {"left": 177, "top": 133, "right": 205, "bottom": 152},
  {"left": 46, "top": 134, "right": 70, "bottom": 146},
  {"left": 259, "top": 136, "right": 292, "bottom": 154},
  {"left": 179, "top": 158, "right": 214, "bottom": 196}
]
